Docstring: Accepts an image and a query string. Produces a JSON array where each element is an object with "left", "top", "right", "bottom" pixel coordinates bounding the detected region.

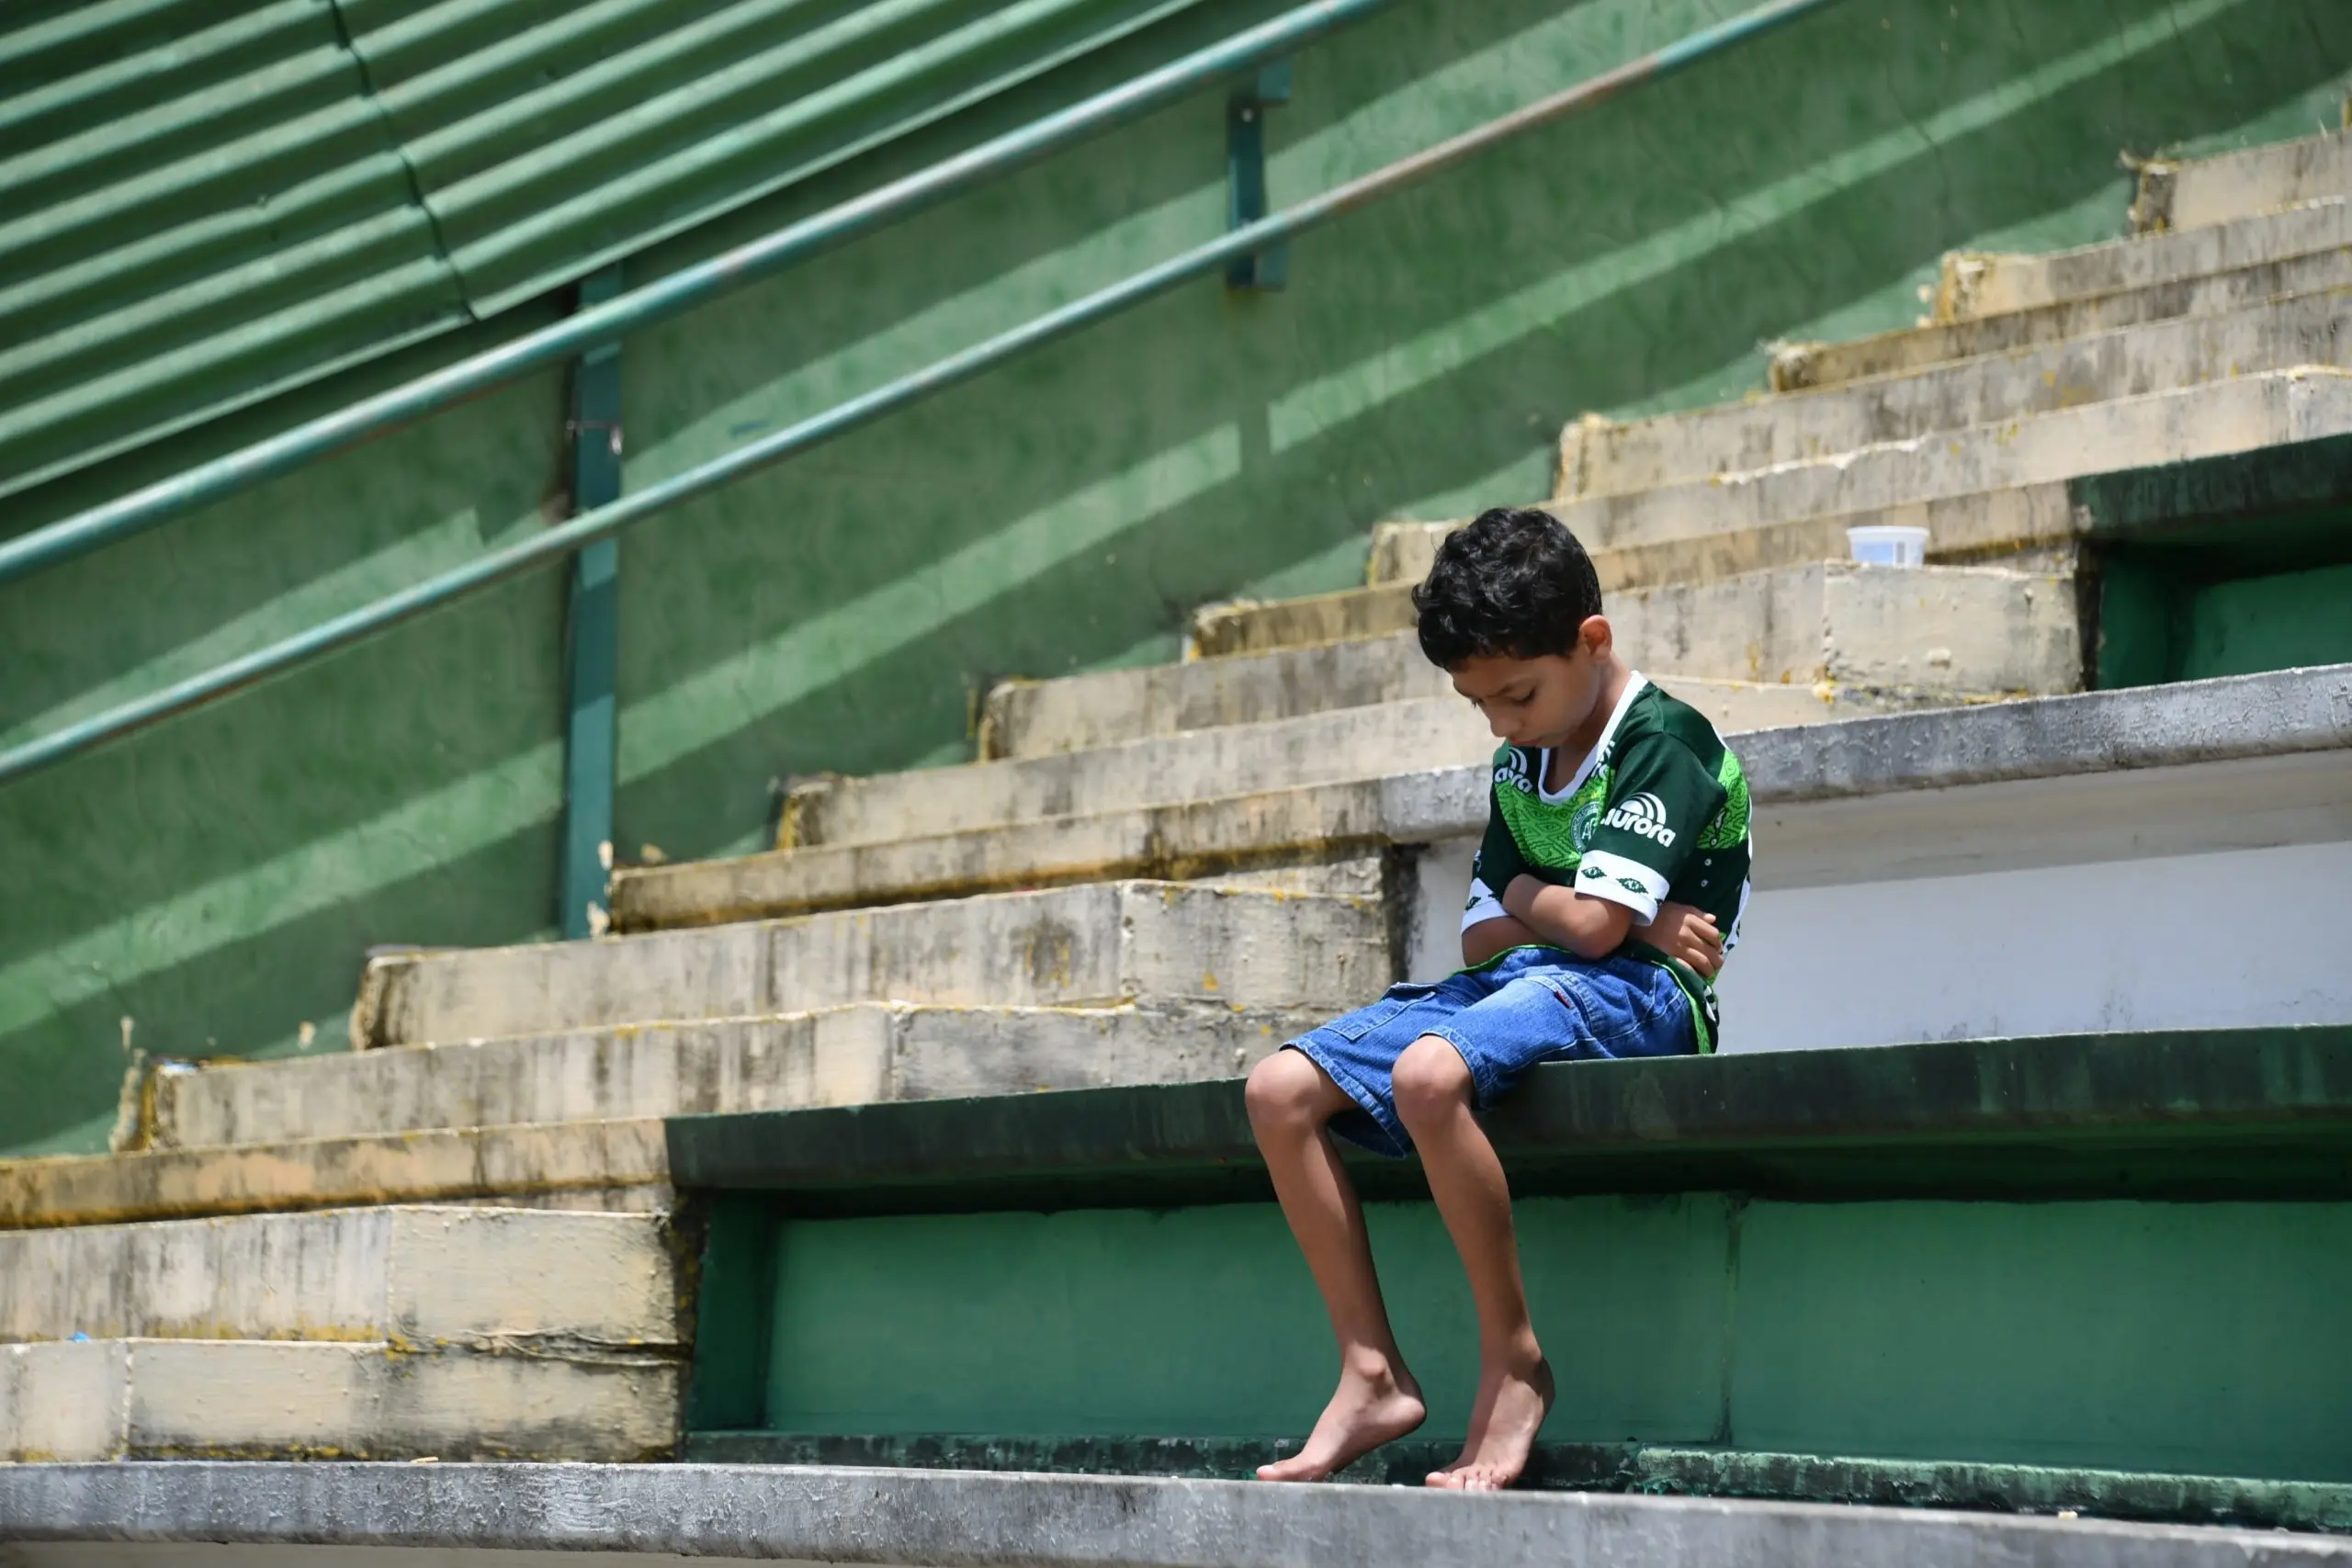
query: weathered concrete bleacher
[
  {"left": 3, "top": 125, "right": 2348, "bottom": 1554},
  {"left": 0, "top": 1208, "right": 676, "bottom": 1462},
  {"left": 11, "top": 1461, "right": 2352, "bottom": 1567},
  {"left": 666, "top": 1026, "right": 2352, "bottom": 1530}
]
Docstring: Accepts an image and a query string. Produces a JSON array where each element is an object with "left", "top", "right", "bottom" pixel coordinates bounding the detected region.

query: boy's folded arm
[
  {"left": 1461, "top": 912, "right": 1544, "bottom": 967},
  {"left": 1499, "top": 874, "right": 1634, "bottom": 959}
]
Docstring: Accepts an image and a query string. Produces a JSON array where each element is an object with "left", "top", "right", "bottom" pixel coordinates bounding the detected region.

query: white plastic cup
[{"left": 1846, "top": 524, "right": 1928, "bottom": 569}]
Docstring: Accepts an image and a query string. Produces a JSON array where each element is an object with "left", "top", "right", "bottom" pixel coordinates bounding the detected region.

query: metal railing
[{"left": 0, "top": 0, "right": 1841, "bottom": 785}]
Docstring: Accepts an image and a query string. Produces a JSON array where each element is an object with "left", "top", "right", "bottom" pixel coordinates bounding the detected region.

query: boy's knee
[
  {"left": 1392, "top": 1034, "right": 1473, "bottom": 1129},
  {"left": 1246, "top": 1049, "right": 1329, "bottom": 1129}
]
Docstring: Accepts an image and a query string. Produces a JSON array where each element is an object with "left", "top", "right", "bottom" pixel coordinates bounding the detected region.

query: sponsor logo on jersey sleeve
[{"left": 1601, "top": 791, "right": 1676, "bottom": 846}]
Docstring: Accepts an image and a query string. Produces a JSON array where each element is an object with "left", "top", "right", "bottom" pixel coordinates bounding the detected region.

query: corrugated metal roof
[
  {"left": 0, "top": 0, "right": 465, "bottom": 504},
  {"left": 0, "top": 0, "right": 1211, "bottom": 507}
]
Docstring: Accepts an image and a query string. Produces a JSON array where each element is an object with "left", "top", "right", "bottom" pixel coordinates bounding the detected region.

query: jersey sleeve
[
  {"left": 1460, "top": 786, "right": 1531, "bottom": 932},
  {"left": 1573, "top": 734, "right": 1724, "bottom": 924}
]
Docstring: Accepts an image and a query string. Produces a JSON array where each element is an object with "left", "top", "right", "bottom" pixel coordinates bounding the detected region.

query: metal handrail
[
  {"left": 0, "top": 0, "right": 1399, "bottom": 588},
  {"left": 0, "top": 0, "right": 1841, "bottom": 785}
]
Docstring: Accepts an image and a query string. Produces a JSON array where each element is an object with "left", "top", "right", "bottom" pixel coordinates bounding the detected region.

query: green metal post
[
  {"left": 560, "top": 266, "right": 627, "bottom": 941},
  {"left": 1227, "top": 61, "right": 1293, "bottom": 290}
]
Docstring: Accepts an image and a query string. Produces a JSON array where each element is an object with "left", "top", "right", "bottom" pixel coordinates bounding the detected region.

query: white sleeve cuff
[
  {"left": 1460, "top": 874, "right": 1508, "bottom": 933},
  {"left": 1574, "top": 850, "right": 1668, "bottom": 923}
]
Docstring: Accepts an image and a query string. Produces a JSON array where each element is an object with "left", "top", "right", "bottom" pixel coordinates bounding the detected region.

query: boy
[{"left": 1246, "top": 506, "right": 1751, "bottom": 1490}]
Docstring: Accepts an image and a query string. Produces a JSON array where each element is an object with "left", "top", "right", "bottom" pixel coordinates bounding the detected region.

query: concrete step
[
  {"left": 982, "top": 634, "right": 1452, "bottom": 759},
  {"left": 15, "top": 1461, "right": 2352, "bottom": 1565},
  {"left": 616, "top": 678, "right": 1930, "bottom": 933},
  {"left": 1560, "top": 288, "right": 2352, "bottom": 499},
  {"left": 0, "top": 1119, "right": 675, "bottom": 1230},
  {"left": 0, "top": 1206, "right": 676, "bottom": 1462},
  {"left": 986, "top": 632, "right": 1882, "bottom": 760},
  {"left": 2135, "top": 128, "right": 2352, "bottom": 235},
  {"left": 151, "top": 1003, "right": 1317, "bottom": 1150},
  {"left": 1377, "top": 429, "right": 2352, "bottom": 594},
  {"left": 0, "top": 1205, "right": 671, "bottom": 1347},
  {"left": 786, "top": 697, "right": 1492, "bottom": 852},
  {"left": 1375, "top": 494, "right": 2080, "bottom": 595},
  {"left": 1, "top": 1336, "right": 675, "bottom": 1461},
  {"left": 1774, "top": 232, "right": 2352, "bottom": 391},
  {"left": 352, "top": 882, "right": 1388, "bottom": 1051},
  {"left": 1941, "top": 199, "right": 2349, "bottom": 321},
  {"left": 1530, "top": 369, "right": 2352, "bottom": 560},
  {"left": 1197, "top": 561, "right": 2079, "bottom": 694}
]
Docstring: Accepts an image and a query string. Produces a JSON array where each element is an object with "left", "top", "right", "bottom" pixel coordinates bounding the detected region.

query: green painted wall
[
  {"left": 4, "top": 0, "right": 2348, "bottom": 1155},
  {"left": 743, "top": 1195, "right": 2352, "bottom": 1483},
  {"left": 2098, "top": 552, "right": 2352, "bottom": 687},
  {"left": 2174, "top": 563, "right": 2352, "bottom": 677}
]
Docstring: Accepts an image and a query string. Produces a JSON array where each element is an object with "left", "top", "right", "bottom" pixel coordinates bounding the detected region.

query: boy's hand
[{"left": 1647, "top": 902, "right": 1723, "bottom": 978}]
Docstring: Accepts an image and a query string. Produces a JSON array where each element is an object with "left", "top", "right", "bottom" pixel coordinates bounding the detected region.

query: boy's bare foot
[
  {"left": 1257, "top": 1357, "right": 1427, "bottom": 1482},
  {"left": 1426, "top": 1353, "right": 1554, "bottom": 1491}
]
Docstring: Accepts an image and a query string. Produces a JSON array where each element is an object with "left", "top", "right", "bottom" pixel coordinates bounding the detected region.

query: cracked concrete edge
[{"left": 1, "top": 1462, "right": 2347, "bottom": 1566}]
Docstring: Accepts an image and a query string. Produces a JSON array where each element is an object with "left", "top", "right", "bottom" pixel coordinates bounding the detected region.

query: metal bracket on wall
[
  {"left": 1226, "top": 60, "right": 1291, "bottom": 290},
  {"left": 559, "top": 264, "right": 626, "bottom": 941}
]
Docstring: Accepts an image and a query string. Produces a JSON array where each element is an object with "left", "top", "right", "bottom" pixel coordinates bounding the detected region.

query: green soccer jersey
[{"left": 1461, "top": 672, "right": 1753, "bottom": 1051}]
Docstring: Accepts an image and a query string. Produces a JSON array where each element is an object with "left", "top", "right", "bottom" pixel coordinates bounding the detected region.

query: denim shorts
[{"left": 1287, "top": 945, "right": 1696, "bottom": 1158}]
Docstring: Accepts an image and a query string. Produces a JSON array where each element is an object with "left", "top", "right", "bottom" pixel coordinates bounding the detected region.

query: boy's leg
[
  {"left": 1244, "top": 1049, "right": 1427, "bottom": 1481},
  {"left": 1391, "top": 1034, "right": 1554, "bottom": 1492}
]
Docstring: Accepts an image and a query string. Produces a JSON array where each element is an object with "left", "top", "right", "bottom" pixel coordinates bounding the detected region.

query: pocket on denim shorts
[{"left": 1329, "top": 981, "right": 1438, "bottom": 1042}]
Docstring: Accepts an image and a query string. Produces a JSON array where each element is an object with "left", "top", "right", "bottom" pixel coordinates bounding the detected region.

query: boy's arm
[
  {"left": 1461, "top": 911, "right": 1543, "bottom": 966},
  {"left": 1498, "top": 875, "right": 1634, "bottom": 958},
  {"left": 1467, "top": 898, "right": 1722, "bottom": 970}
]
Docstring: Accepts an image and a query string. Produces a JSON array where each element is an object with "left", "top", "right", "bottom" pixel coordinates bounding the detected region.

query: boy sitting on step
[{"left": 1247, "top": 505, "right": 1750, "bottom": 1491}]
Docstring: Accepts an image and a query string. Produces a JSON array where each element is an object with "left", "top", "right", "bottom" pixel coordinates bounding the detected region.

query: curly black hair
[{"left": 1412, "top": 507, "right": 1603, "bottom": 669}]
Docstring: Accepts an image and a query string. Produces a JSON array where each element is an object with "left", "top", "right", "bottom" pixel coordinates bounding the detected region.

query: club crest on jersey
[{"left": 1602, "top": 791, "right": 1676, "bottom": 846}]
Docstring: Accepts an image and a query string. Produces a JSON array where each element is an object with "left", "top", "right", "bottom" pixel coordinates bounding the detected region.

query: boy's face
[{"left": 1447, "top": 616, "right": 1611, "bottom": 750}]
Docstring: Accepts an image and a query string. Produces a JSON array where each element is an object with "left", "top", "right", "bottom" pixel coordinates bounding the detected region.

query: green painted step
[{"left": 670, "top": 1027, "right": 2352, "bottom": 1499}]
